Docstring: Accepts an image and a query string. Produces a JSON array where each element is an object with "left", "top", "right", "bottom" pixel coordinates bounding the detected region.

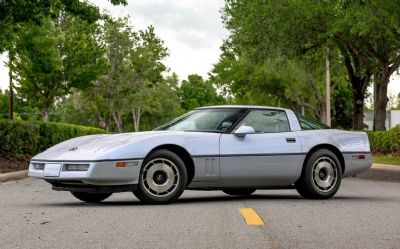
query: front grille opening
[{"left": 46, "top": 180, "right": 86, "bottom": 186}]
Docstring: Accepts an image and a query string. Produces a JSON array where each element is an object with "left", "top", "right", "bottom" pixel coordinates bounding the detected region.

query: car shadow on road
[
  {"left": 32, "top": 193, "right": 393, "bottom": 207},
  {"left": 176, "top": 194, "right": 390, "bottom": 204}
]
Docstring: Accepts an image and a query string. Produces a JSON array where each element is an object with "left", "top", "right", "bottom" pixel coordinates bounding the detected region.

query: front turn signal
[{"left": 116, "top": 162, "right": 126, "bottom": 167}]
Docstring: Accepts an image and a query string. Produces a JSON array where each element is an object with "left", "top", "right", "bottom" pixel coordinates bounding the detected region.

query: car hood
[{"left": 32, "top": 131, "right": 175, "bottom": 161}]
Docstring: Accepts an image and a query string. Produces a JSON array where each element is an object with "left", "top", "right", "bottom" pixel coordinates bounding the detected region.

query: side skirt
[{"left": 187, "top": 185, "right": 295, "bottom": 191}]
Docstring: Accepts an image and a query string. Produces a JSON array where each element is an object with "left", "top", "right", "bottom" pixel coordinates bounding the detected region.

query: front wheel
[
  {"left": 134, "top": 149, "right": 188, "bottom": 204},
  {"left": 71, "top": 192, "right": 112, "bottom": 203},
  {"left": 295, "top": 149, "right": 342, "bottom": 199},
  {"left": 223, "top": 188, "right": 256, "bottom": 196}
]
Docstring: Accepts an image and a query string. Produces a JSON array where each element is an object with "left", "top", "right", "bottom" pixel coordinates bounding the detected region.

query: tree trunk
[
  {"left": 97, "top": 114, "right": 109, "bottom": 131},
  {"left": 339, "top": 45, "right": 372, "bottom": 130},
  {"left": 132, "top": 106, "right": 142, "bottom": 132},
  {"left": 373, "top": 71, "right": 390, "bottom": 131},
  {"left": 42, "top": 108, "right": 50, "bottom": 122},
  {"left": 319, "top": 106, "right": 327, "bottom": 125},
  {"left": 352, "top": 92, "right": 364, "bottom": 130},
  {"left": 112, "top": 111, "right": 123, "bottom": 133}
]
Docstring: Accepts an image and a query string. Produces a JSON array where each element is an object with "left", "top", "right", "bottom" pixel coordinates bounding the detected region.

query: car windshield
[{"left": 156, "top": 108, "right": 247, "bottom": 133}]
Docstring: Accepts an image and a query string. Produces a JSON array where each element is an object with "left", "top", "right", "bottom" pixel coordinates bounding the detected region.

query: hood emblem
[{"left": 69, "top": 146, "right": 78, "bottom": 151}]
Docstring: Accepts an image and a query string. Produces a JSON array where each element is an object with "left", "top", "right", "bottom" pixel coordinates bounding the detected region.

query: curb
[
  {"left": 371, "top": 163, "right": 400, "bottom": 172},
  {"left": 0, "top": 170, "right": 28, "bottom": 183}
]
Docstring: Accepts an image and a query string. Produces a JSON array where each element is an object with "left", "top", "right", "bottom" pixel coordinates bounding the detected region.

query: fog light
[
  {"left": 66, "top": 164, "right": 90, "bottom": 171},
  {"left": 32, "top": 163, "right": 45, "bottom": 170}
]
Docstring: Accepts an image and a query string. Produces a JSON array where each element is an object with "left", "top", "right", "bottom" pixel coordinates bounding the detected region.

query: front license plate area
[{"left": 44, "top": 164, "right": 62, "bottom": 177}]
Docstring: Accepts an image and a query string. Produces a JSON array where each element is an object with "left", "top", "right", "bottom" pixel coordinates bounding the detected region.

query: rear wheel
[
  {"left": 223, "top": 188, "right": 256, "bottom": 196},
  {"left": 71, "top": 192, "right": 112, "bottom": 203},
  {"left": 134, "top": 149, "right": 188, "bottom": 204},
  {"left": 295, "top": 149, "right": 342, "bottom": 199}
]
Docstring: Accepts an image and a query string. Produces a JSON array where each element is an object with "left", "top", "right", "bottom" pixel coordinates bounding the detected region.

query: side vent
[{"left": 205, "top": 158, "right": 217, "bottom": 176}]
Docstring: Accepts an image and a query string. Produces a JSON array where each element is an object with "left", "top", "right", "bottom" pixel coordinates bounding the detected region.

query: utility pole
[
  {"left": 8, "top": 53, "right": 14, "bottom": 120},
  {"left": 325, "top": 49, "right": 331, "bottom": 126}
]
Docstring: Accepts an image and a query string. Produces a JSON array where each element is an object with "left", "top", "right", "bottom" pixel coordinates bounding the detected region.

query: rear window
[{"left": 296, "top": 114, "right": 330, "bottom": 130}]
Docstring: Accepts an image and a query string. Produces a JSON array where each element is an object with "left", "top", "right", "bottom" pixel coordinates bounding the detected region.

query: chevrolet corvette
[{"left": 28, "top": 106, "right": 372, "bottom": 204}]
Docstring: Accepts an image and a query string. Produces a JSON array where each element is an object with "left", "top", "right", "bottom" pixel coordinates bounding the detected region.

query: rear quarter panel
[{"left": 295, "top": 129, "right": 372, "bottom": 177}]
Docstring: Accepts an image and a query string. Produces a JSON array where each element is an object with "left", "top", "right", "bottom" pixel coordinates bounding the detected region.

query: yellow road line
[{"left": 239, "top": 208, "right": 265, "bottom": 225}]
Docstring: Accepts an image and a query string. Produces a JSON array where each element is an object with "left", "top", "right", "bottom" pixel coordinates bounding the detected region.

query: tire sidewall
[
  {"left": 304, "top": 149, "right": 342, "bottom": 198},
  {"left": 136, "top": 149, "right": 188, "bottom": 204}
]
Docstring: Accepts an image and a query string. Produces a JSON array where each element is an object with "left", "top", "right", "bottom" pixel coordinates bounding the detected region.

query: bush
[
  {"left": 0, "top": 119, "right": 108, "bottom": 156},
  {"left": 366, "top": 125, "right": 400, "bottom": 154}
]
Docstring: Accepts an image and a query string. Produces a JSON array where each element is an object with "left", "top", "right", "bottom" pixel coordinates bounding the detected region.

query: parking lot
[{"left": 0, "top": 170, "right": 399, "bottom": 249}]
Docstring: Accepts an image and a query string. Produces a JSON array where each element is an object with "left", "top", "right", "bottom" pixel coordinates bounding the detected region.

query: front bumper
[
  {"left": 28, "top": 159, "right": 143, "bottom": 186},
  {"left": 46, "top": 179, "right": 138, "bottom": 193}
]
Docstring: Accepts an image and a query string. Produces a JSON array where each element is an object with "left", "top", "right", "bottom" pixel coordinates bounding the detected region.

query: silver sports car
[{"left": 29, "top": 105, "right": 372, "bottom": 204}]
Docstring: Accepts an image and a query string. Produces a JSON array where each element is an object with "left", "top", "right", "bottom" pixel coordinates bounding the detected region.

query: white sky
[{"left": 0, "top": 0, "right": 399, "bottom": 96}]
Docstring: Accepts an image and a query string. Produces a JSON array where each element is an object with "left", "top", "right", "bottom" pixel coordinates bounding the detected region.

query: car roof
[{"left": 195, "top": 105, "right": 290, "bottom": 111}]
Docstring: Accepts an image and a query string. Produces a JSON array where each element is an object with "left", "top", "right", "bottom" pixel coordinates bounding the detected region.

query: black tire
[
  {"left": 223, "top": 188, "right": 256, "bottom": 196},
  {"left": 134, "top": 149, "right": 188, "bottom": 204},
  {"left": 71, "top": 192, "right": 112, "bottom": 203},
  {"left": 295, "top": 149, "right": 342, "bottom": 199}
]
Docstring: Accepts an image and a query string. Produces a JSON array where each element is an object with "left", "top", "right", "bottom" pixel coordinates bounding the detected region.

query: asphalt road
[{"left": 1, "top": 173, "right": 399, "bottom": 249}]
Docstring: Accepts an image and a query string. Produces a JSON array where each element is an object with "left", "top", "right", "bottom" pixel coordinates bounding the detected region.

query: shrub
[
  {"left": 366, "top": 125, "right": 400, "bottom": 154},
  {"left": 0, "top": 119, "right": 108, "bottom": 156}
]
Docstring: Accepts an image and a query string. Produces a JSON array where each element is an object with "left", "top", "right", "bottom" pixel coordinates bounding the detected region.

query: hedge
[
  {"left": 366, "top": 125, "right": 400, "bottom": 154},
  {"left": 0, "top": 119, "right": 108, "bottom": 156},
  {"left": 1, "top": 119, "right": 398, "bottom": 156}
]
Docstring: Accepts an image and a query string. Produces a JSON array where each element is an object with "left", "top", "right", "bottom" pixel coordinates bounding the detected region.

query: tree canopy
[{"left": 215, "top": 0, "right": 400, "bottom": 130}]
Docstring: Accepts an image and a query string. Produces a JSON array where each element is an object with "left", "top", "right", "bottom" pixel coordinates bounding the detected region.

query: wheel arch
[
  {"left": 301, "top": 144, "right": 345, "bottom": 176},
  {"left": 145, "top": 144, "right": 195, "bottom": 185}
]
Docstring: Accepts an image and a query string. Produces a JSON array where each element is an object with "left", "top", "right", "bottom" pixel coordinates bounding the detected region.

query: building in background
[{"left": 364, "top": 110, "right": 400, "bottom": 130}]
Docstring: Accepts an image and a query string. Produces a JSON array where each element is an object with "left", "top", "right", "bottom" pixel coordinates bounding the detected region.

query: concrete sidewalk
[
  {"left": 0, "top": 170, "right": 28, "bottom": 183},
  {"left": 371, "top": 163, "right": 400, "bottom": 172},
  {"left": 357, "top": 163, "right": 400, "bottom": 182}
]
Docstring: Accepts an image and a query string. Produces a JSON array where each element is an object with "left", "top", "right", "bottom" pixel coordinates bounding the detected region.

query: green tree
[
  {"left": 221, "top": 0, "right": 400, "bottom": 130},
  {"left": 0, "top": 0, "right": 127, "bottom": 120},
  {"left": 0, "top": 90, "right": 7, "bottom": 118},
  {"left": 129, "top": 26, "right": 169, "bottom": 131},
  {"left": 97, "top": 17, "right": 134, "bottom": 132},
  {"left": 0, "top": 0, "right": 127, "bottom": 49},
  {"left": 88, "top": 18, "right": 170, "bottom": 132},
  {"left": 14, "top": 15, "right": 107, "bottom": 121},
  {"left": 179, "top": 74, "right": 226, "bottom": 112},
  {"left": 138, "top": 74, "right": 181, "bottom": 131},
  {"left": 210, "top": 39, "right": 350, "bottom": 124}
]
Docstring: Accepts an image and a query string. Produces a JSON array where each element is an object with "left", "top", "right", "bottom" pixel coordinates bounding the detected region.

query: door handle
[{"left": 286, "top": 138, "right": 296, "bottom": 143}]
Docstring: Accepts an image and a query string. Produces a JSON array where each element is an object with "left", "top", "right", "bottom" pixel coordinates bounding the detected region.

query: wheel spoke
[
  {"left": 141, "top": 158, "right": 180, "bottom": 197},
  {"left": 311, "top": 157, "right": 338, "bottom": 192}
]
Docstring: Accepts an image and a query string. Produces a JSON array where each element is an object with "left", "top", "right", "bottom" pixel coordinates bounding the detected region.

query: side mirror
[{"left": 234, "top": 126, "right": 255, "bottom": 137}]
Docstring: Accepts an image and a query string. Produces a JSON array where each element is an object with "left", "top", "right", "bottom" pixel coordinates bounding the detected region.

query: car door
[{"left": 219, "top": 109, "right": 304, "bottom": 187}]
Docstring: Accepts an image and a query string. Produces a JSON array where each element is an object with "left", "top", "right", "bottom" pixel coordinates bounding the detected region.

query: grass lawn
[{"left": 372, "top": 155, "right": 400, "bottom": 166}]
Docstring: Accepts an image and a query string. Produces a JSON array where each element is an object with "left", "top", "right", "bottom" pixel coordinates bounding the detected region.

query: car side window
[{"left": 239, "top": 110, "right": 290, "bottom": 133}]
